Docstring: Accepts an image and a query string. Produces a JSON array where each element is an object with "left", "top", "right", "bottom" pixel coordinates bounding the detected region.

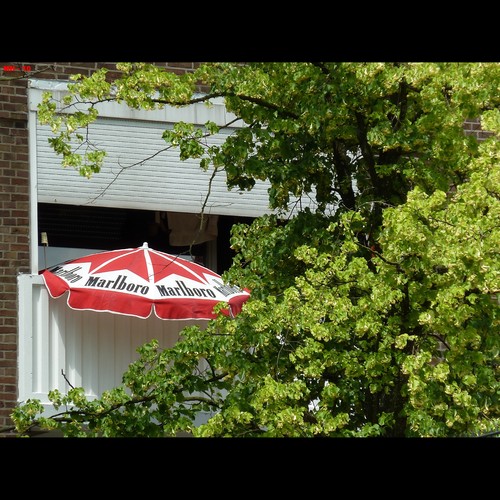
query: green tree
[{"left": 12, "top": 62, "right": 500, "bottom": 437}]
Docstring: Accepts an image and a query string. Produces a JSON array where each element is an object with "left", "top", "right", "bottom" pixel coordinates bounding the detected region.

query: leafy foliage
[{"left": 12, "top": 62, "right": 500, "bottom": 437}]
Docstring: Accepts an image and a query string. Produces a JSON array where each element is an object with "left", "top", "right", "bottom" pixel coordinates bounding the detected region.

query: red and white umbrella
[{"left": 40, "top": 242, "right": 250, "bottom": 320}]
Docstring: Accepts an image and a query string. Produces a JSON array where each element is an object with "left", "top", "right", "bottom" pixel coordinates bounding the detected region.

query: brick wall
[
  {"left": 0, "top": 62, "right": 201, "bottom": 431},
  {"left": 0, "top": 62, "right": 490, "bottom": 433}
]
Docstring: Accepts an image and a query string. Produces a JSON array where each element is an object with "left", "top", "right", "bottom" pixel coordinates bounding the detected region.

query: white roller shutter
[
  {"left": 29, "top": 78, "right": 276, "bottom": 218},
  {"left": 36, "top": 116, "right": 275, "bottom": 217}
]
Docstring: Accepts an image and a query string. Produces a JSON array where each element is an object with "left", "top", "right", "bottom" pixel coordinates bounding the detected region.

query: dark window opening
[{"left": 38, "top": 203, "right": 253, "bottom": 274}]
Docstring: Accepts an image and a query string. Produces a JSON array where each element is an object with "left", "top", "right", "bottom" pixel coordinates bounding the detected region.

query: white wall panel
[{"left": 18, "top": 274, "right": 208, "bottom": 416}]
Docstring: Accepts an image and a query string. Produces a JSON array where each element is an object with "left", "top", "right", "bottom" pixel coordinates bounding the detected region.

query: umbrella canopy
[{"left": 40, "top": 242, "right": 250, "bottom": 320}]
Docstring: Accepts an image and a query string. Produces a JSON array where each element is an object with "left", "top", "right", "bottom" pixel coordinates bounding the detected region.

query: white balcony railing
[{"left": 17, "top": 273, "right": 207, "bottom": 416}]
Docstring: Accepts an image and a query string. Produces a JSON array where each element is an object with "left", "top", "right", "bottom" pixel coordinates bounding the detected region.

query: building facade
[
  {"left": 0, "top": 62, "right": 240, "bottom": 431},
  {"left": 0, "top": 62, "right": 490, "bottom": 433}
]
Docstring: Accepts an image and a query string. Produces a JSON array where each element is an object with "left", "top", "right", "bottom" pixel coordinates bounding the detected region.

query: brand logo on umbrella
[{"left": 41, "top": 242, "right": 250, "bottom": 320}]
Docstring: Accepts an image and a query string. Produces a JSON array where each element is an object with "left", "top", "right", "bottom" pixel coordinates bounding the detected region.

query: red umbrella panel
[{"left": 40, "top": 242, "right": 250, "bottom": 320}]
